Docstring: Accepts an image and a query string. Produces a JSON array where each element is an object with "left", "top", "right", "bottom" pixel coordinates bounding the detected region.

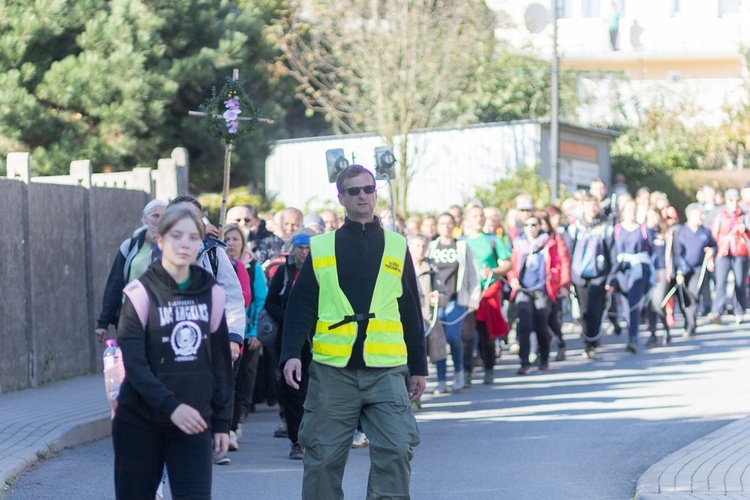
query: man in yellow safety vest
[{"left": 281, "top": 164, "right": 427, "bottom": 499}]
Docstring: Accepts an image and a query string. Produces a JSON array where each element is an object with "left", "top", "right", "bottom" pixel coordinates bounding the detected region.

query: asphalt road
[{"left": 9, "top": 320, "right": 750, "bottom": 499}]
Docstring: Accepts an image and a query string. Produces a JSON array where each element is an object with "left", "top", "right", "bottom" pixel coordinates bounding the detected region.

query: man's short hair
[
  {"left": 581, "top": 194, "right": 599, "bottom": 204},
  {"left": 243, "top": 205, "right": 260, "bottom": 219},
  {"left": 335, "top": 164, "right": 376, "bottom": 194}
]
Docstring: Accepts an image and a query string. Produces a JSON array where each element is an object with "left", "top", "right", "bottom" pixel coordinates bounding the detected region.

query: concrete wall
[{"left": 0, "top": 179, "right": 148, "bottom": 393}]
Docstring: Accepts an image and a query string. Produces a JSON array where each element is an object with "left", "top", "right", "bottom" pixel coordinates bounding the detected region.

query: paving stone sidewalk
[
  {"left": 636, "top": 415, "right": 750, "bottom": 499},
  {"left": 0, "top": 375, "right": 110, "bottom": 487}
]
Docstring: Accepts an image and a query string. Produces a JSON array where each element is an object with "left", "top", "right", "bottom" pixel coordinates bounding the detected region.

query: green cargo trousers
[{"left": 298, "top": 361, "right": 421, "bottom": 500}]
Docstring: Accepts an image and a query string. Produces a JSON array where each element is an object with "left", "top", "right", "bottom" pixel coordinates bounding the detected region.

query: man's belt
[{"left": 328, "top": 312, "right": 376, "bottom": 331}]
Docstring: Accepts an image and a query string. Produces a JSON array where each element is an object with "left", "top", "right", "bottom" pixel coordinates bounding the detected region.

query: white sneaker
[
  {"left": 453, "top": 371, "right": 465, "bottom": 391},
  {"left": 235, "top": 424, "right": 243, "bottom": 440},
  {"left": 352, "top": 430, "right": 369, "bottom": 448},
  {"left": 228, "top": 431, "right": 239, "bottom": 451},
  {"left": 433, "top": 381, "right": 449, "bottom": 394}
]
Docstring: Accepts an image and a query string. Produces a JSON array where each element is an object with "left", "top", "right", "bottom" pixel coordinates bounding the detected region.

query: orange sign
[{"left": 560, "top": 141, "right": 597, "bottom": 160}]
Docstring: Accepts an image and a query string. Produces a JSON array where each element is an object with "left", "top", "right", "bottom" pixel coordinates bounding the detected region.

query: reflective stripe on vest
[{"left": 310, "top": 230, "right": 407, "bottom": 368}]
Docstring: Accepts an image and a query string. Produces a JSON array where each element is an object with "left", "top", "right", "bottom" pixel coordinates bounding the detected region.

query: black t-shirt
[{"left": 431, "top": 241, "right": 459, "bottom": 301}]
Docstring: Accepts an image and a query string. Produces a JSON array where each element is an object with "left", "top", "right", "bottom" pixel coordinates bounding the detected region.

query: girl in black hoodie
[{"left": 113, "top": 205, "right": 234, "bottom": 499}]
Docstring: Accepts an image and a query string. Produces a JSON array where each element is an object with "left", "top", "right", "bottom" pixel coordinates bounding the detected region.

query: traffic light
[
  {"left": 374, "top": 146, "right": 396, "bottom": 179},
  {"left": 325, "top": 149, "right": 350, "bottom": 183}
]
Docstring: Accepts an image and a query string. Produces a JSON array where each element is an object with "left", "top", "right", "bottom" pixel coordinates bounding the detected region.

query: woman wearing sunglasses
[{"left": 507, "top": 215, "right": 561, "bottom": 375}]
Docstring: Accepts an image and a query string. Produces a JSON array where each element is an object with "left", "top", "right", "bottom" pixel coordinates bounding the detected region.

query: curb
[
  {"left": 0, "top": 415, "right": 111, "bottom": 488},
  {"left": 635, "top": 416, "right": 750, "bottom": 499}
]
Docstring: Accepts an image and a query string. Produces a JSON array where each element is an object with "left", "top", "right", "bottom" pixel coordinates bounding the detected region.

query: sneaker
[
  {"left": 239, "top": 410, "right": 250, "bottom": 423},
  {"left": 646, "top": 336, "right": 658, "bottom": 348},
  {"left": 289, "top": 442, "right": 304, "bottom": 460},
  {"left": 433, "top": 381, "right": 449, "bottom": 394},
  {"left": 583, "top": 346, "right": 596, "bottom": 360},
  {"left": 735, "top": 314, "right": 745, "bottom": 325},
  {"left": 516, "top": 366, "right": 532, "bottom": 375},
  {"left": 665, "top": 332, "right": 672, "bottom": 344},
  {"left": 626, "top": 342, "right": 637, "bottom": 354},
  {"left": 539, "top": 364, "right": 550, "bottom": 372},
  {"left": 228, "top": 431, "right": 239, "bottom": 451},
  {"left": 707, "top": 312, "right": 722, "bottom": 325},
  {"left": 464, "top": 370, "right": 473, "bottom": 387},
  {"left": 453, "top": 371, "right": 465, "bottom": 391},
  {"left": 274, "top": 419, "right": 288, "bottom": 438},
  {"left": 555, "top": 347, "right": 566, "bottom": 362},
  {"left": 235, "top": 424, "right": 243, "bottom": 440},
  {"left": 352, "top": 430, "right": 369, "bottom": 449},
  {"left": 483, "top": 369, "right": 494, "bottom": 385},
  {"left": 213, "top": 455, "right": 231, "bottom": 465}
]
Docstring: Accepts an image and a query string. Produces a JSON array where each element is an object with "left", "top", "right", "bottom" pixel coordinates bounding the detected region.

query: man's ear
[{"left": 338, "top": 192, "right": 344, "bottom": 205}]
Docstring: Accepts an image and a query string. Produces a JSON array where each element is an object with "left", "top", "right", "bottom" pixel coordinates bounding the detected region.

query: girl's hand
[{"left": 170, "top": 404, "right": 208, "bottom": 435}]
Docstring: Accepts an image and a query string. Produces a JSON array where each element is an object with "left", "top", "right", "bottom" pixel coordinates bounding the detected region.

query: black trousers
[
  {"left": 647, "top": 269, "right": 670, "bottom": 337},
  {"left": 232, "top": 339, "right": 260, "bottom": 431},
  {"left": 676, "top": 269, "right": 708, "bottom": 334},
  {"left": 548, "top": 297, "right": 565, "bottom": 349},
  {"left": 281, "top": 342, "right": 312, "bottom": 443},
  {"left": 573, "top": 280, "right": 607, "bottom": 347},
  {"left": 516, "top": 290, "right": 552, "bottom": 368},
  {"left": 113, "top": 412, "right": 212, "bottom": 500}
]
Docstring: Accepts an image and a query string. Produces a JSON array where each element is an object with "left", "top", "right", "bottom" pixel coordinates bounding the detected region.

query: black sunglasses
[
  {"left": 524, "top": 223, "right": 538, "bottom": 228},
  {"left": 342, "top": 185, "right": 376, "bottom": 196},
  {"left": 234, "top": 218, "right": 252, "bottom": 223}
]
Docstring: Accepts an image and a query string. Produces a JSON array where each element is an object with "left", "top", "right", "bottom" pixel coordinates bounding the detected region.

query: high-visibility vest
[{"left": 310, "top": 229, "right": 408, "bottom": 368}]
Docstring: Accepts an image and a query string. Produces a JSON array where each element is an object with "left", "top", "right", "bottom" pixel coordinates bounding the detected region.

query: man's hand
[
  {"left": 205, "top": 222, "right": 219, "bottom": 238},
  {"left": 676, "top": 274, "right": 685, "bottom": 285},
  {"left": 213, "top": 433, "right": 230, "bottom": 461},
  {"left": 170, "top": 404, "right": 208, "bottom": 435},
  {"left": 605, "top": 285, "right": 614, "bottom": 295},
  {"left": 247, "top": 337, "right": 261, "bottom": 351},
  {"left": 231, "top": 341, "right": 240, "bottom": 362},
  {"left": 284, "top": 358, "right": 302, "bottom": 390},
  {"left": 509, "top": 278, "right": 520, "bottom": 291},
  {"left": 480, "top": 267, "right": 492, "bottom": 281},
  {"left": 408, "top": 375, "right": 426, "bottom": 402},
  {"left": 95, "top": 328, "right": 108, "bottom": 343}
]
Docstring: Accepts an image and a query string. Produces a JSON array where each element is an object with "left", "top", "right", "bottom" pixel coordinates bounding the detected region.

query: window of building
[
  {"left": 556, "top": 0, "right": 574, "bottom": 18},
  {"left": 719, "top": 0, "right": 741, "bottom": 16},
  {"left": 582, "top": 0, "right": 601, "bottom": 17}
]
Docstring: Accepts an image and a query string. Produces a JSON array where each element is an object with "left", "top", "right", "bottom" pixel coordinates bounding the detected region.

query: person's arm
[
  {"left": 463, "top": 244, "right": 481, "bottom": 310},
  {"left": 264, "top": 265, "right": 286, "bottom": 323},
  {"left": 400, "top": 248, "right": 428, "bottom": 377},
  {"left": 492, "top": 236, "right": 513, "bottom": 277},
  {"left": 280, "top": 257, "right": 319, "bottom": 368},
  {"left": 246, "top": 264, "right": 268, "bottom": 339},
  {"left": 557, "top": 235, "right": 572, "bottom": 290},
  {"left": 213, "top": 248, "right": 244, "bottom": 347},
  {"left": 234, "top": 259, "right": 251, "bottom": 308},
  {"left": 96, "top": 243, "right": 128, "bottom": 336},
  {"left": 209, "top": 314, "right": 234, "bottom": 435},
  {"left": 117, "top": 296, "right": 181, "bottom": 419}
]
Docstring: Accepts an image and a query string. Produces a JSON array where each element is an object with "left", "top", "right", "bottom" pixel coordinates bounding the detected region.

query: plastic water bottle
[{"left": 103, "top": 340, "right": 122, "bottom": 403}]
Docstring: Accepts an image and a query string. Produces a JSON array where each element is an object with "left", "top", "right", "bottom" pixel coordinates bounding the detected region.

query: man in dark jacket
[{"left": 280, "top": 165, "right": 426, "bottom": 500}]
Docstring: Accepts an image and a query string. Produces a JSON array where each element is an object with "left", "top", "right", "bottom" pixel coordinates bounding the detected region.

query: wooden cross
[{"left": 188, "top": 68, "right": 273, "bottom": 239}]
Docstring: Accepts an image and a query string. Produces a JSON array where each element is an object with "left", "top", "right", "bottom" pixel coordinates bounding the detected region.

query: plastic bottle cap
[{"left": 105, "top": 339, "right": 116, "bottom": 347}]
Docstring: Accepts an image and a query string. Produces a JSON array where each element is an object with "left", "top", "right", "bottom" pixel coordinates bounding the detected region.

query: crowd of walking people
[{"left": 96, "top": 169, "right": 750, "bottom": 498}]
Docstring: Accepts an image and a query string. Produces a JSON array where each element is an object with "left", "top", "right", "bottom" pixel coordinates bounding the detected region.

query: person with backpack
[
  {"left": 95, "top": 199, "right": 167, "bottom": 343},
  {"left": 507, "top": 214, "right": 561, "bottom": 374},
  {"left": 542, "top": 207, "right": 571, "bottom": 361},
  {"left": 427, "top": 213, "right": 481, "bottom": 391},
  {"left": 565, "top": 195, "right": 614, "bottom": 360},
  {"left": 645, "top": 208, "right": 671, "bottom": 346},
  {"left": 461, "top": 205, "right": 511, "bottom": 385},
  {"left": 223, "top": 223, "right": 262, "bottom": 455},
  {"left": 156, "top": 195, "right": 245, "bottom": 362},
  {"left": 709, "top": 188, "right": 750, "bottom": 325},
  {"left": 265, "top": 228, "right": 316, "bottom": 460},
  {"left": 607, "top": 199, "right": 655, "bottom": 353},
  {"left": 672, "top": 203, "right": 717, "bottom": 336},
  {"left": 113, "top": 204, "right": 233, "bottom": 499}
]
